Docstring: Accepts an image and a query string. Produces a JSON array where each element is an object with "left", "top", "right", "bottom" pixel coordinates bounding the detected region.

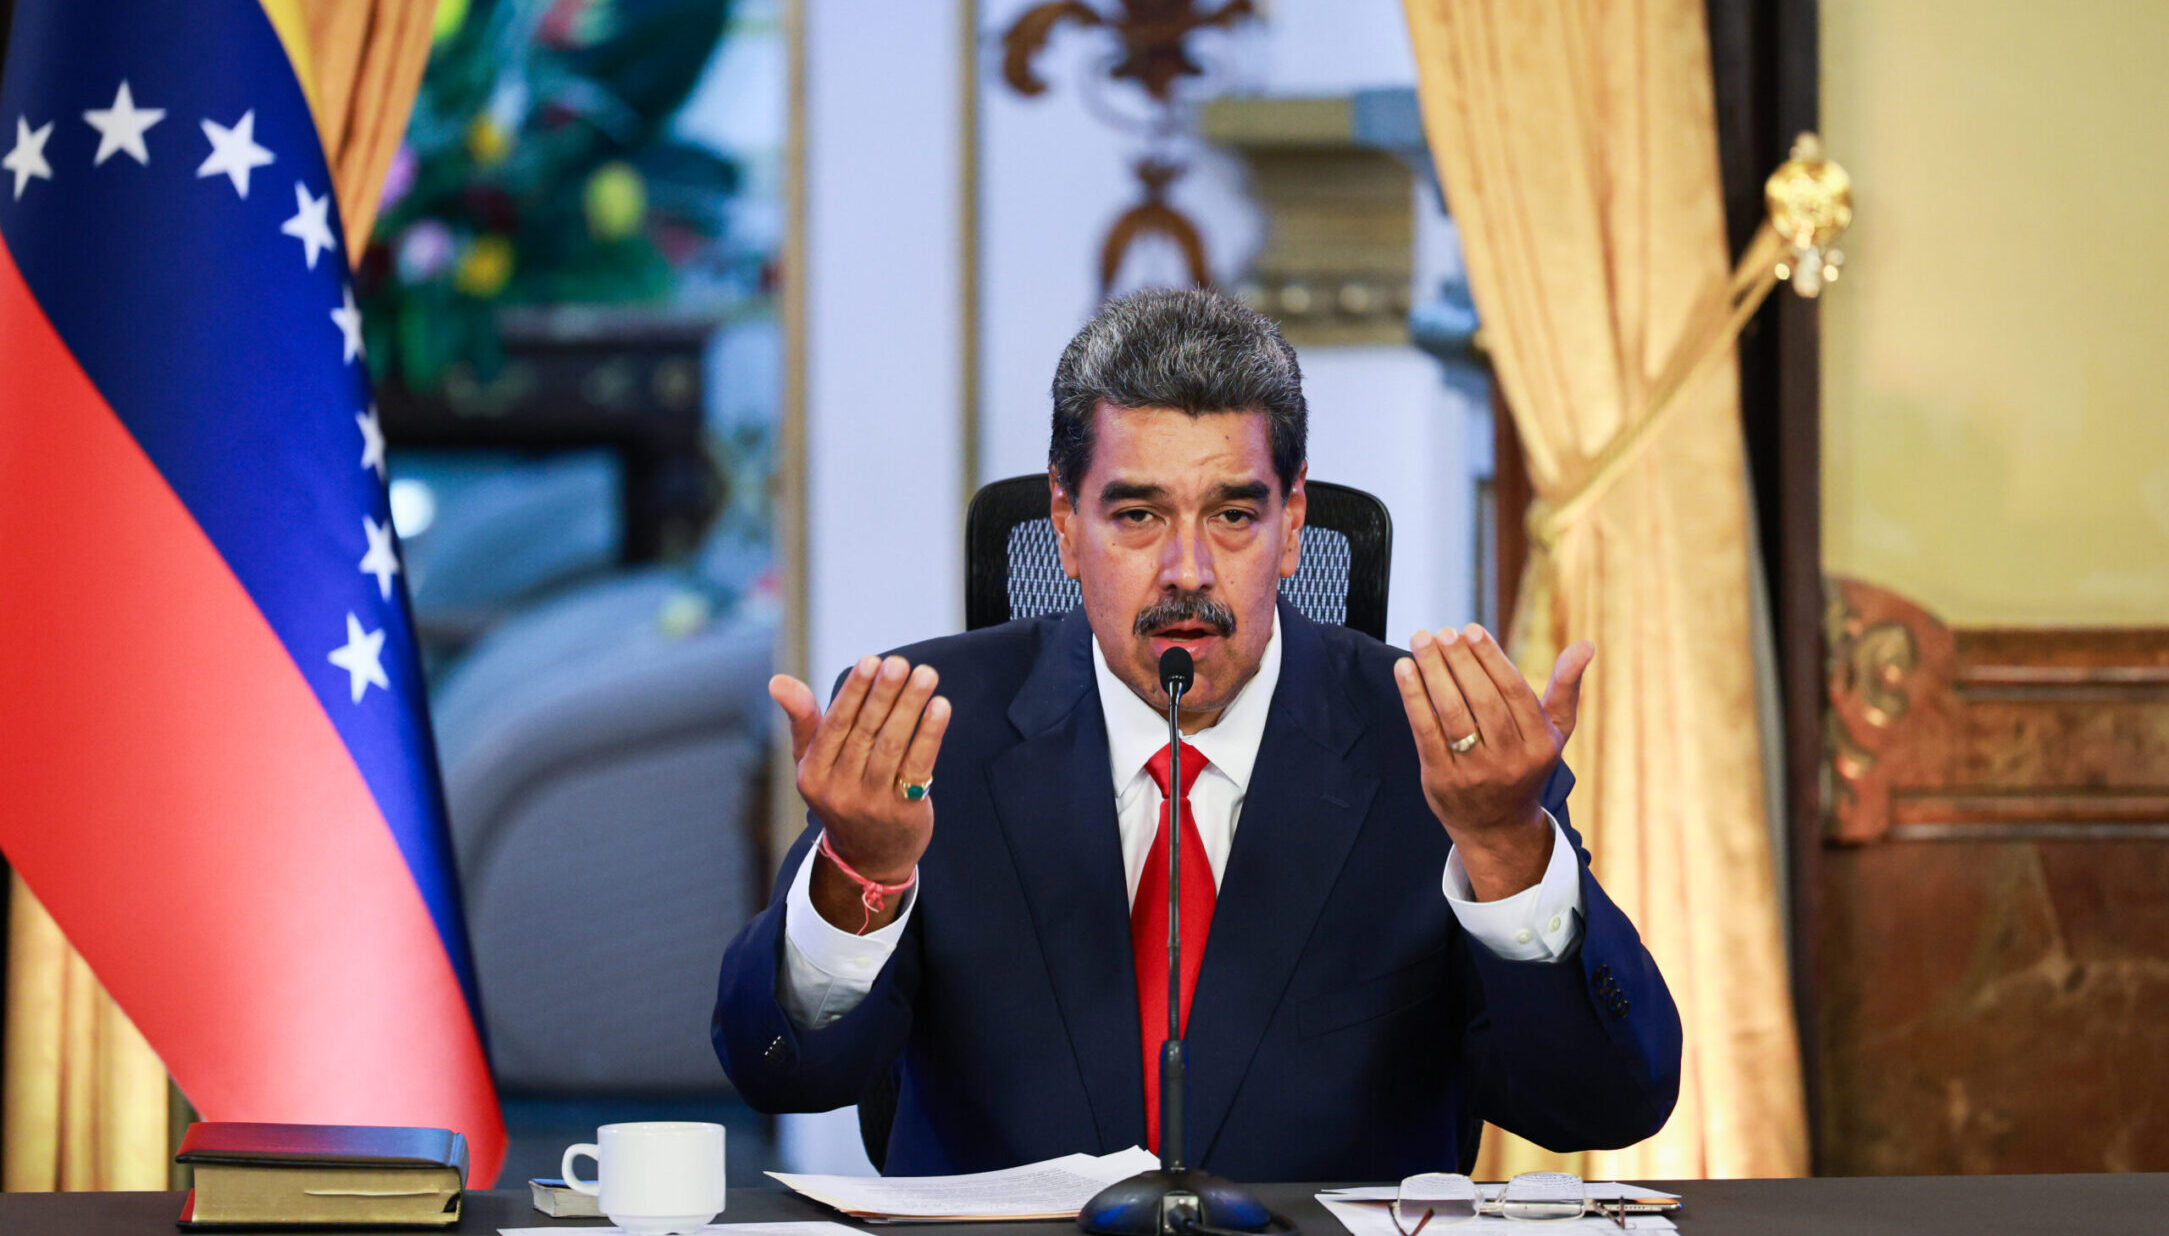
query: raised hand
[
  {"left": 1392, "top": 624, "right": 1593, "bottom": 901},
  {"left": 770, "top": 655, "right": 952, "bottom": 932}
]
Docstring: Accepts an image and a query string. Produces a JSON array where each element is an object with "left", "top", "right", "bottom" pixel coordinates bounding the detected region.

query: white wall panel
[
  {"left": 785, "top": 0, "right": 964, "bottom": 1177},
  {"left": 805, "top": 0, "right": 966, "bottom": 688}
]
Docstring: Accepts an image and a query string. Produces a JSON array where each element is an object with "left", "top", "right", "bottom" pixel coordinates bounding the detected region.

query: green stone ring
[{"left": 897, "top": 776, "right": 932, "bottom": 802}]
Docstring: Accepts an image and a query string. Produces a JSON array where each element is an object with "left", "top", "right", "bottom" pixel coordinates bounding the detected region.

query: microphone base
[{"left": 1076, "top": 1169, "right": 1271, "bottom": 1236}]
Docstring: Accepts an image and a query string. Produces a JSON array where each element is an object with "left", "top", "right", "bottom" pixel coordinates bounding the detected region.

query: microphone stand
[{"left": 1078, "top": 651, "right": 1272, "bottom": 1236}]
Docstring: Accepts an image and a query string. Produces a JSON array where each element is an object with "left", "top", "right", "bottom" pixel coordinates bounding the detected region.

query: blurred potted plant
[
  {"left": 364, "top": 0, "right": 746, "bottom": 564},
  {"left": 361, "top": 0, "right": 738, "bottom": 393}
]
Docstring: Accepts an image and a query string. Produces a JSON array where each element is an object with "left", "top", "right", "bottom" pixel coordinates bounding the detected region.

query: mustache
[{"left": 1132, "top": 592, "right": 1237, "bottom": 638}]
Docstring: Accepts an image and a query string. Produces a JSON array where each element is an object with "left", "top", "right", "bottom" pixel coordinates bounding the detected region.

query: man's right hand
[{"left": 770, "top": 656, "right": 951, "bottom": 933}]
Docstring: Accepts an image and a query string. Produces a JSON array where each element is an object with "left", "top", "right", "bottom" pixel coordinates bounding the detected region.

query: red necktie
[{"left": 1132, "top": 740, "right": 1214, "bottom": 1156}]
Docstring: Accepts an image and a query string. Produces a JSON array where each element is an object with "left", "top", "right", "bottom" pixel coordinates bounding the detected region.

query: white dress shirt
[{"left": 778, "top": 614, "right": 1586, "bottom": 1030}]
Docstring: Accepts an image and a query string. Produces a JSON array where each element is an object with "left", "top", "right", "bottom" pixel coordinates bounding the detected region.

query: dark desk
[{"left": 7, "top": 1177, "right": 2164, "bottom": 1236}]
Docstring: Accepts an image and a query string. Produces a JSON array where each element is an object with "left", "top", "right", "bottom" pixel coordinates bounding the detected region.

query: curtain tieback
[
  {"left": 1525, "top": 222, "right": 1790, "bottom": 554},
  {"left": 1506, "top": 224, "right": 1789, "bottom": 667}
]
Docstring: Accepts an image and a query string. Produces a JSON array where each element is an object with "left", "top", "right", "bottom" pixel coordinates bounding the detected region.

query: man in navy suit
[{"left": 714, "top": 289, "right": 1680, "bottom": 1179}]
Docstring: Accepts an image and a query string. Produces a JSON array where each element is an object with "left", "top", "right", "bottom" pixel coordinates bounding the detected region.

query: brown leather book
[{"left": 175, "top": 1122, "right": 467, "bottom": 1228}]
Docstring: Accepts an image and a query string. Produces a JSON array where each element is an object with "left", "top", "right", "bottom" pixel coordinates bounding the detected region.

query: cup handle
[{"left": 561, "top": 1143, "right": 601, "bottom": 1197}]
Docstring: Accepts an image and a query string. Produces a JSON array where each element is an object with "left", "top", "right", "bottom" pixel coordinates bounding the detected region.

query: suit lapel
[
  {"left": 985, "top": 607, "right": 1144, "bottom": 1152},
  {"left": 1184, "top": 603, "right": 1379, "bottom": 1164}
]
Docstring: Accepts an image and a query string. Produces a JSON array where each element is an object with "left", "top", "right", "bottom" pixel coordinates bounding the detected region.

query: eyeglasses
[{"left": 1391, "top": 1172, "right": 1630, "bottom": 1230}]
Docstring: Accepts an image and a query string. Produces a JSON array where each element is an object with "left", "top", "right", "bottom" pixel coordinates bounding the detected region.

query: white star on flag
[
  {"left": 4, "top": 116, "right": 54, "bottom": 200},
  {"left": 197, "top": 109, "right": 273, "bottom": 198},
  {"left": 327, "top": 613, "right": 389, "bottom": 703},
  {"left": 357, "top": 405, "right": 386, "bottom": 479},
  {"left": 359, "top": 516, "right": 401, "bottom": 600},
  {"left": 331, "top": 284, "right": 365, "bottom": 363},
  {"left": 83, "top": 81, "right": 165, "bottom": 167},
  {"left": 281, "top": 182, "right": 337, "bottom": 269}
]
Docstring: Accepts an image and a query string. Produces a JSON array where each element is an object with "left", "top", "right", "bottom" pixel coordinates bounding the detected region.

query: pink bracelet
[{"left": 817, "top": 831, "right": 917, "bottom": 934}]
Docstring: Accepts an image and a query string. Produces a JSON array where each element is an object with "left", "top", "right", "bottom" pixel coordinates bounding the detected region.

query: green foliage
[{"left": 361, "top": 0, "right": 738, "bottom": 392}]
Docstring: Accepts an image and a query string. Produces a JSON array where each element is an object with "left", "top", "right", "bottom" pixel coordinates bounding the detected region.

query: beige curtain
[
  {"left": 1, "top": 1, "right": 438, "bottom": 1191},
  {"left": 1401, "top": 0, "right": 1808, "bottom": 1178},
  {"left": 263, "top": 0, "right": 439, "bottom": 257},
  {"left": 1, "top": 876, "right": 170, "bottom": 1191}
]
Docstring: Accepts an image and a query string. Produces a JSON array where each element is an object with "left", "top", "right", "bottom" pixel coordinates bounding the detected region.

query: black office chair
[
  {"left": 855, "top": 474, "right": 1392, "bottom": 1170},
  {"left": 964, "top": 473, "right": 1392, "bottom": 640}
]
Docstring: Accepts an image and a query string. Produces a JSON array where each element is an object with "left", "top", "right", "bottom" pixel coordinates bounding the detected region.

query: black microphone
[
  {"left": 1078, "top": 648, "right": 1269, "bottom": 1236},
  {"left": 1159, "top": 647, "right": 1195, "bottom": 697},
  {"left": 1155, "top": 648, "right": 1193, "bottom": 1172}
]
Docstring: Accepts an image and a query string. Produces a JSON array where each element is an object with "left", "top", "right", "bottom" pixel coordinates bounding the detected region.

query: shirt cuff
[
  {"left": 779, "top": 840, "right": 918, "bottom": 1028},
  {"left": 1440, "top": 810, "right": 1584, "bottom": 963}
]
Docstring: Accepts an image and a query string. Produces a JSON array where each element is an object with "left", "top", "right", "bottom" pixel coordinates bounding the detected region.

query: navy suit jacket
[{"left": 714, "top": 601, "right": 1681, "bottom": 1179}]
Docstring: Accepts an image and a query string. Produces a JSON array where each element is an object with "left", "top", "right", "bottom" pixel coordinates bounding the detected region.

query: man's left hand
[{"left": 1393, "top": 624, "right": 1594, "bottom": 901}]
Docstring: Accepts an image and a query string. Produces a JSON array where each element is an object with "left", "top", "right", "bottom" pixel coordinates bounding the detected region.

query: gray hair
[{"left": 1048, "top": 288, "right": 1307, "bottom": 498}]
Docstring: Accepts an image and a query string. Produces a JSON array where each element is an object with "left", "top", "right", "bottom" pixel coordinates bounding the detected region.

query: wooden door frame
[{"left": 1705, "top": 0, "right": 1826, "bottom": 1156}]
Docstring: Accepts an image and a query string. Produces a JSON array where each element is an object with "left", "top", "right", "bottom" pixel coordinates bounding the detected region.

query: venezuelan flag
[{"left": 0, "top": 0, "right": 505, "bottom": 1184}]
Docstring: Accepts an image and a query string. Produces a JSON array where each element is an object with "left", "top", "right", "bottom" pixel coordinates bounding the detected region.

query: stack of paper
[
  {"left": 1316, "top": 1183, "right": 1681, "bottom": 1235},
  {"left": 768, "top": 1147, "right": 1161, "bottom": 1222},
  {"left": 498, "top": 1214, "right": 863, "bottom": 1222}
]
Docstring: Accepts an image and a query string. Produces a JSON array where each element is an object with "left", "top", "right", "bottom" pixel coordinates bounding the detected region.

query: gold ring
[
  {"left": 896, "top": 775, "right": 932, "bottom": 802},
  {"left": 1448, "top": 731, "right": 1481, "bottom": 755}
]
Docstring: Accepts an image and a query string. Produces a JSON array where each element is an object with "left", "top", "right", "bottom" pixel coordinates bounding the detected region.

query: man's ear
[
  {"left": 1048, "top": 468, "right": 1081, "bottom": 580},
  {"left": 1279, "top": 463, "right": 1308, "bottom": 580}
]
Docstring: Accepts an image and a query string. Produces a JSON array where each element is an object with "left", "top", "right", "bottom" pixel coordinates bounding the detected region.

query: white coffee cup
[{"left": 562, "top": 1121, "right": 727, "bottom": 1235}]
